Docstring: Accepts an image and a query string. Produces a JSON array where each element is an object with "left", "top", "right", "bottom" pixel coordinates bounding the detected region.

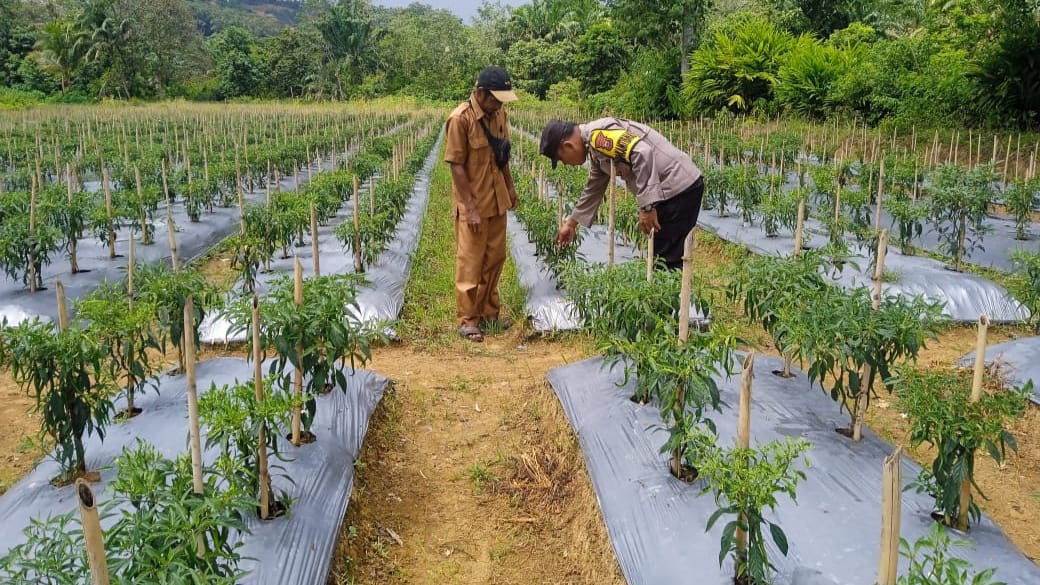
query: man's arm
[
  {"left": 445, "top": 116, "right": 481, "bottom": 231},
  {"left": 449, "top": 163, "right": 482, "bottom": 231},
  {"left": 502, "top": 162, "right": 517, "bottom": 209},
  {"left": 568, "top": 160, "right": 610, "bottom": 228}
]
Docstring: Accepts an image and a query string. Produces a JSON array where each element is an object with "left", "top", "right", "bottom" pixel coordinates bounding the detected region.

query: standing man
[
  {"left": 445, "top": 67, "right": 519, "bottom": 342},
  {"left": 539, "top": 118, "right": 704, "bottom": 270}
]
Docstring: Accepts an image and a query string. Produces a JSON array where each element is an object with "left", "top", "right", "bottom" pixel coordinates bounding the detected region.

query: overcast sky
[{"left": 374, "top": 1, "right": 526, "bottom": 23}]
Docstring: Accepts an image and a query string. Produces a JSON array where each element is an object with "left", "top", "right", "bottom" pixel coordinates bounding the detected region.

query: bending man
[{"left": 539, "top": 118, "right": 703, "bottom": 270}]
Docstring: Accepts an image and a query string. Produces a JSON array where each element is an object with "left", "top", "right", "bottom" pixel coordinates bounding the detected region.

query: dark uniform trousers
[{"left": 653, "top": 176, "right": 704, "bottom": 270}]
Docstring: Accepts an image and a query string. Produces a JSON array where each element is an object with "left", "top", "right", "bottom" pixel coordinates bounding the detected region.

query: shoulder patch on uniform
[{"left": 590, "top": 129, "right": 641, "bottom": 164}]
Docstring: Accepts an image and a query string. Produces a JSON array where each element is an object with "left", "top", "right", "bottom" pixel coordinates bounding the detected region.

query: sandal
[{"left": 458, "top": 325, "right": 484, "bottom": 342}]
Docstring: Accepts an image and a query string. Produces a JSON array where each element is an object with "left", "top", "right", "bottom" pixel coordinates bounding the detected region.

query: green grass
[{"left": 401, "top": 144, "right": 526, "bottom": 343}]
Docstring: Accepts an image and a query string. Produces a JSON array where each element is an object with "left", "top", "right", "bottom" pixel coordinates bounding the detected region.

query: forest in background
[{"left": 0, "top": 0, "right": 1037, "bottom": 130}]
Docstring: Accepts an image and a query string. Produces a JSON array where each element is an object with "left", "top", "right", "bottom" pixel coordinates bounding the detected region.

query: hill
[{"left": 189, "top": 0, "right": 304, "bottom": 38}]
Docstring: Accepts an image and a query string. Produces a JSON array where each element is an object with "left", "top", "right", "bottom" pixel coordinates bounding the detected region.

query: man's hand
[
  {"left": 508, "top": 186, "right": 518, "bottom": 210},
  {"left": 556, "top": 218, "right": 578, "bottom": 247},
  {"left": 465, "top": 206, "right": 482, "bottom": 232},
  {"left": 638, "top": 208, "right": 662, "bottom": 235}
]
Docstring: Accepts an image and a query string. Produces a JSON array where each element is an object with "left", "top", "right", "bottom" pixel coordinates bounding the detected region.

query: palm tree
[{"left": 33, "top": 21, "right": 82, "bottom": 94}]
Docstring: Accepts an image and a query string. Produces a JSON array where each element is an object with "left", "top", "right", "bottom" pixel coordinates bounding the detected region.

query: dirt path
[{"left": 329, "top": 332, "right": 624, "bottom": 585}]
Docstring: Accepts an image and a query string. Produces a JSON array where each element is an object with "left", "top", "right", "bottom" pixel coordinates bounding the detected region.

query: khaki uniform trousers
[{"left": 455, "top": 212, "right": 507, "bottom": 327}]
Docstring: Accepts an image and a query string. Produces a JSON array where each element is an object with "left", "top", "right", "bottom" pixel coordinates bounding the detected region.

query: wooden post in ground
[
  {"left": 793, "top": 198, "right": 806, "bottom": 258},
  {"left": 67, "top": 163, "right": 79, "bottom": 273},
  {"left": 874, "top": 155, "right": 886, "bottom": 233},
  {"left": 102, "top": 167, "right": 115, "bottom": 259},
  {"left": 608, "top": 161, "right": 616, "bottom": 267},
  {"left": 957, "top": 313, "right": 989, "bottom": 530},
  {"left": 28, "top": 176, "right": 38, "bottom": 292},
  {"left": 877, "top": 446, "right": 903, "bottom": 585},
  {"left": 291, "top": 257, "right": 304, "bottom": 447},
  {"left": 646, "top": 229, "right": 655, "bottom": 283},
  {"left": 670, "top": 229, "right": 697, "bottom": 477},
  {"left": 352, "top": 175, "right": 363, "bottom": 272},
  {"left": 310, "top": 204, "right": 320, "bottom": 277},
  {"left": 183, "top": 296, "right": 204, "bottom": 494},
  {"left": 77, "top": 480, "right": 110, "bottom": 585},
  {"left": 557, "top": 181, "right": 565, "bottom": 227},
  {"left": 853, "top": 230, "right": 888, "bottom": 442},
  {"left": 252, "top": 294, "right": 271, "bottom": 520},
  {"left": 56, "top": 281, "right": 69, "bottom": 331},
  {"left": 735, "top": 352, "right": 755, "bottom": 573},
  {"left": 236, "top": 152, "right": 246, "bottom": 236}
]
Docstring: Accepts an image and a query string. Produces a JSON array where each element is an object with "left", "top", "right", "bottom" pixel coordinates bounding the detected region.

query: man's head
[
  {"left": 474, "top": 66, "right": 518, "bottom": 116},
  {"left": 539, "top": 120, "right": 585, "bottom": 169}
]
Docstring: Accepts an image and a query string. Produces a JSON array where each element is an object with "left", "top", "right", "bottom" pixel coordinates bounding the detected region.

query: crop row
[{"left": 0, "top": 120, "right": 443, "bottom": 583}]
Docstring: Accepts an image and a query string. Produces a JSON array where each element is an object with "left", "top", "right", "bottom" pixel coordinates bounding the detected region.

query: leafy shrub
[
  {"left": 927, "top": 164, "right": 993, "bottom": 272},
  {"left": 775, "top": 38, "right": 858, "bottom": 119},
  {"left": 682, "top": 14, "right": 796, "bottom": 115},
  {"left": 1008, "top": 249, "right": 1040, "bottom": 331},
  {"left": 1003, "top": 178, "right": 1038, "bottom": 241},
  {"left": 898, "top": 522, "right": 1004, "bottom": 585}
]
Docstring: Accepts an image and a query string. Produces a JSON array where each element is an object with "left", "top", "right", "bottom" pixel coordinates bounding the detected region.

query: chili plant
[
  {"left": 75, "top": 282, "right": 160, "bottom": 418},
  {"left": 732, "top": 164, "right": 765, "bottom": 226},
  {"left": 134, "top": 262, "right": 218, "bottom": 374},
  {"left": 928, "top": 164, "right": 993, "bottom": 272},
  {"left": 40, "top": 183, "right": 95, "bottom": 273},
  {"left": 894, "top": 366, "right": 1029, "bottom": 529},
  {"left": 887, "top": 196, "right": 928, "bottom": 255},
  {"left": 775, "top": 286, "right": 945, "bottom": 437},
  {"left": 0, "top": 318, "right": 115, "bottom": 483},
  {"left": 0, "top": 441, "right": 254, "bottom": 584},
  {"left": 0, "top": 203, "right": 62, "bottom": 291},
  {"left": 689, "top": 427, "right": 811, "bottom": 585},
  {"left": 200, "top": 378, "right": 296, "bottom": 517},
  {"left": 604, "top": 318, "right": 738, "bottom": 477},
  {"left": 225, "top": 274, "right": 384, "bottom": 434},
  {"left": 1008, "top": 249, "right": 1040, "bottom": 332},
  {"left": 1004, "top": 178, "right": 1038, "bottom": 241},
  {"left": 898, "top": 522, "right": 1004, "bottom": 585},
  {"left": 757, "top": 187, "right": 800, "bottom": 238}
]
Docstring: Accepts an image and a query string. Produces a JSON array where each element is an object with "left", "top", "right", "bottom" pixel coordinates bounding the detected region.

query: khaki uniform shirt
[
  {"left": 570, "top": 117, "right": 702, "bottom": 228},
  {"left": 444, "top": 95, "right": 512, "bottom": 219}
]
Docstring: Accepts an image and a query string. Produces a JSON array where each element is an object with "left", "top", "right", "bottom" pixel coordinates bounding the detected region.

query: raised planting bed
[
  {"left": 0, "top": 357, "right": 389, "bottom": 584},
  {"left": 546, "top": 354, "right": 1040, "bottom": 585},
  {"left": 959, "top": 337, "right": 1040, "bottom": 405}
]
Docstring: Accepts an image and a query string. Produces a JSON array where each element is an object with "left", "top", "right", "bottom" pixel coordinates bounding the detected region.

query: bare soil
[{"left": 329, "top": 332, "right": 624, "bottom": 585}]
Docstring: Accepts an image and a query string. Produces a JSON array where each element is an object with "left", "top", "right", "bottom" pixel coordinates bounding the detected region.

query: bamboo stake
[
  {"left": 77, "top": 480, "right": 110, "bottom": 585},
  {"left": 183, "top": 296, "right": 204, "bottom": 495},
  {"left": 310, "top": 204, "right": 320, "bottom": 277},
  {"left": 853, "top": 230, "right": 888, "bottom": 442},
  {"left": 1003, "top": 136, "right": 1013, "bottom": 190},
  {"left": 252, "top": 295, "right": 271, "bottom": 520},
  {"left": 236, "top": 152, "right": 246, "bottom": 236},
  {"left": 646, "top": 230, "right": 655, "bottom": 283},
  {"left": 291, "top": 257, "right": 304, "bottom": 447},
  {"left": 877, "top": 446, "right": 903, "bottom": 585},
  {"left": 352, "top": 175, "right": 362, "bottom": 272},
  {"left": 28, "top": 176, "right": 38, "bottom": 292},
  {"left": 793, "top": 198, "right": 806, "bottom": 258},
  {"left": 56, "top": 280, "right": 69, "bottom": 331},
  {"left": 608, "top": 161, "right": 616, "bottom": 267},
  {"left": 735, "top": 352, "right": 755, "bottom": 568},
  {"left": 874, "top": 155, "right": 886, "bottom": 233},
  {"left": 671, "top": 228, "right": 697, "bottom": 477},
  {"left": 102, "top": 167, "right": 116, "bottom": 259},
  {"left": 557, "top": 181, "right": 565, "bottom": 227},
  {"left": 67, "top": 163, "right": 79, "bottom": 273},
  {"left": 957, "top": 313, "right": 989, "bottom": 530},
  {"left": 369, "top": 176, "right": 376, "bottom": 216}
]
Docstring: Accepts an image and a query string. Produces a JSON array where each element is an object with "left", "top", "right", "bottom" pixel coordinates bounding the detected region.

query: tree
[
  {"left": 505, "top": 37, "right": 574, "bottom": 99},
  {"left": 314, "top": 0, "right": 378, "bottom": 98},
  {"left": 262, "top": 26, "right": 322, "bottom": 97},
  {"left": 574, "top": 20, "right": 630, "bottom": 95},
  {"left": 32, "top": 20, "right": 82, "bottom": 94},
  {"left": 210, "top": 26, "right": 264, "bottom": 99},
  {"left": 607, "top": 0, "right": 711, "bottom": 75}
]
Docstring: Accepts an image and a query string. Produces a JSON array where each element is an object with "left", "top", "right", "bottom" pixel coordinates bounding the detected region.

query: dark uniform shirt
[
  {"left": 444, "top": 95, "right": 512, "bottom": 219},
  {"left": 570, "top": 117, "right": 702, "bottom": 227}
]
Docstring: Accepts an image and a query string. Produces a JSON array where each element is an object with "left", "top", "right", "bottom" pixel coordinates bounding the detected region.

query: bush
[
  {"left": 775, "top": 38, "right": 859, "bottom": 119},
  {"left": 590, "top": 48, "right": 681, "bottom": 119},
  {"left": 681, "top": 13, "right": 796, "bottom": 115}
]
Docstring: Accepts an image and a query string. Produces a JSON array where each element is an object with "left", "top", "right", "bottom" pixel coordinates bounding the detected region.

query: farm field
[{"left": 0, "top": 100, "right": 1040, "bottom": 585}]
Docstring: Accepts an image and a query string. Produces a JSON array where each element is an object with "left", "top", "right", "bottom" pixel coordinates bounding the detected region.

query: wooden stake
[
  {"left": 677, "top": 229, "right": 696, "bottom": 344},
  {"left": 236, "top": 152, "right": 246, "bottom": 236},
  {"left": 67, "top": 163, "right": 79, "bottom": 273},
  {"left": 102, "top": 167, "right": 116, "bottom": 259},
  {"left": 183, "top": 296, "right": 204, "bottom": 496},
  {"left": 793, "top": 198, "right": 806, "bottom": 258},
  {"left": 310, "top": 204, "right": 320, "bottom": 277},
  {"left": 877, "top": 446, "right": 903, "bottom": 585},
  {"left": 646, "top": 230, "right": 655, "bottom": 283},
  {"left": 352, "top": 175, "right": 363, "bottom": 272},
  {"left": 28, "top": 176, "right": 38, "bottom": 292},
  {"left": 77, "top": 480, "right": 111, "bottom": 585},
  {"left": 292, "top": 257, "right": 304, "bottom": 447},
  {"left": 957, "top": 313, "right": 989, "bottom": 530},
  {"left": 127, "top": 232, "right": 135, "bottom": 298},
  {"left": 252, "top": 294, "right": 271, "bottom": 520},
  {"left": 56, "top": 280, "right": 69, "bottom": 331},
  {"left": 735, "top": 352, "right": 755, "bottom": 571},
  {"left": 607, "top": 161, "right": 616, "bottom": 267},
  {"left": 874, "top": 155, "right": 886, "bottom": 233},
  {"left": 872, "top": 230, "right": 889, "bottom": 311}
]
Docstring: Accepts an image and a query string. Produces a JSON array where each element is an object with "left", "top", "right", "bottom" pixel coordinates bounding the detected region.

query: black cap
[
  {"left": 477, "top": 67, "right": 518, "bottom": 102},
  {"left": 539, "top": 120, "right": 577, "bottom": 169}
]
